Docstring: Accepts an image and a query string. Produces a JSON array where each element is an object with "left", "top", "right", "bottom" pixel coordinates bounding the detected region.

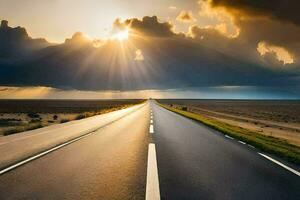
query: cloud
[
  {"left": 112, "top": 18, "right": 128, "bottom": 34},
  {"left": 1, "top": 86, "right": 299, "bottom": 99},
  {"left": 124, "top": 16, "right": 175, "bottom": 37},
  {"left": 187, "top": 25, "right": 256, "bottom": 64},
  {"left": 169, "top": 6, "right": 177, "bottom": 10},
  {"left": 198, "top": 1, "right": 239, "bottom": 37},
  {"left": 195, "top": 1, "right": 300, "bottom": 66},
  {"left": 0, "top": 18, "right": 300, "bottom": 92},
  {"left": 257, "top": 41, "right": 294, "bottom": 65},
  {"left": 176, "top": 11, "right": 197, "bottom": 23},
  {"left": 0, "top": 86, "right": 54, "bottom": 99},
  {"left": 0, "top": 20, "right": 49, "bottom": 57},
  {"left": 1, "top": 2, "right": 300, "bottom": 96},
  {"left": 0, "top": 20, "right": 8, "bottom": 28},
  {"left": 188, "top": 22, "right": 299, "bottom": 68},
  {"left": 234, "top": 16, "right": 300, "bottom": 65},
  {"left": 65, "top": 32, "right": 91, "bottom": 44},
  {"left": 207, "top": 0, "right": 300, "bottom": 26},
  {"left": 134, "top": 49, "right": 144, "bottom": 61}
]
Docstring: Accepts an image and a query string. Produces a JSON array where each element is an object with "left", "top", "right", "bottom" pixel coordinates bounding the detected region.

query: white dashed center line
[
  {"left": 238, "top": 141, "right": 246, "bottom": 145},
  {"left": 150, "top": 125, "right": 154, "bottom": 134},
  {"left": 225, "top": 135, "right": 234, "bottom": 140},
  {"left": 146, "top": 143, "right": 161, "bottom": 200}
]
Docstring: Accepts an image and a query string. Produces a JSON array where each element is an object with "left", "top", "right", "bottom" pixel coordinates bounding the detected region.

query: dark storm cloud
[
  {"left": 0, "top": 20, "right": 49, "bottom": 57},
  {"left": 188, "top": 25, "right": 252, "bottom": 59},
  {"left": 0, "top": 18, "right": 300, "bottom": 91},
  {"left": 236, "top": 17, "right": 300, "bottom": 64},
  {"left": 201, "top": 0, "right": 300, "bottom": 65},
  {"left": 125, "top": 16, "right": 176, "bottom": 37},
  {"left": 208, "top": 0, "right": 300, "bottom": 26},
  {"left": 188, "top": 23, "right": 296, "bottom": 66}
]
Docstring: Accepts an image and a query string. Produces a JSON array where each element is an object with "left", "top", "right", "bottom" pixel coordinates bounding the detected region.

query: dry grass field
[
  {"left": 158, "top": 99, "right": 300, "bottom": 145},
  {"left": 0, "top": 99, "right": 144, "bottom": 136},
  {"left": 158, "top": 100, "right": 300, "bottom": 123}
]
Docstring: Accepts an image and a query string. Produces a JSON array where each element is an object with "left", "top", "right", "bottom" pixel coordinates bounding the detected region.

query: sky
[
  {"left": 0, "top": 0, "right": 198, "bottom": 43},
  {"left": 0, "top": 0, "right": 300, "bottom": 99}
]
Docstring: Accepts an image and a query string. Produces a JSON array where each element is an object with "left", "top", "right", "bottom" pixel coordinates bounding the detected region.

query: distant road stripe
[
  {"left": 225, "top": 135, "right": 234, "bottom": 140},
  {"left": 146, "top": 143, "right": 161, "bottom": 200},
  {"left": 258, "top": 153, "right": 300, "bottom": 177},
  {"left": 238, "top": 141, "right": 246, "bottom": 145},
  {"left": 150, "top": 119, "right": 153, "bottom": 124},
  {"left": 248, "top": 144, "right": 255, "bottom": 149},
  {"left": 151, "top": 116, "right": 153, "bottom": 119},
  {"left": 150, "top": 125, "right": 154, "bottom": 134},
  {"left": 0, "top": 132, "right": 93, "bottom": 175}
]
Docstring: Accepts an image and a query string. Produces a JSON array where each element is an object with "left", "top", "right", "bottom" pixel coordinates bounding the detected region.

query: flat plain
[{"left": 0, "top": 99, "right": 144, "bottom": 136}]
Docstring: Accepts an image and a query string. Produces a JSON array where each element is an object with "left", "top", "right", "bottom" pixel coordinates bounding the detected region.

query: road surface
[{"left": 0, "top": 101, "right": 299, "bottom": 200}]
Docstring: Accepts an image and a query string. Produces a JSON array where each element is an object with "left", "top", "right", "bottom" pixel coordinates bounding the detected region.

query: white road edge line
[
  {"left": 150, "top": 125, "right": 154, "bottom": 134},
  {"left": 225, "top": 135, "right": 234, "bottom": 140},
  {"left": 0, "top": 103, "right": 148, "bottom": 175},
  {"left": 238, "top": 141, "right": 246, "bottom": 145},
  {"left": 0, "top": 132, "right": 93, "bottom": 175},
  {"left": 146, "top": 143, "right": 161, "bottom": 200},
  {"left": 258, "top": 153, "right": 300, "bottom": 177}
]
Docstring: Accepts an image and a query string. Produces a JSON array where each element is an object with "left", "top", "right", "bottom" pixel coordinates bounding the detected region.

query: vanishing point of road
[{"left": 0, "top": 101, "right": 299, "bottom": 200}]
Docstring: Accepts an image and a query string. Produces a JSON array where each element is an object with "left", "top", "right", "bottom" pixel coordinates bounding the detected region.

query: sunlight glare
[{"left": 112, "top": 29, "right": 129, "bottom": 41}]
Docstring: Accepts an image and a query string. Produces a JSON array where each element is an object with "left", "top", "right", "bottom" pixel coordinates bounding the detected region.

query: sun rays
[{"left": 111, "top": 29, "right": 129, "bottom": 41}]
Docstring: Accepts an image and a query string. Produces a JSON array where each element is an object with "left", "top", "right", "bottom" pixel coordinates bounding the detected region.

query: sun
[{"left": 112, "top": 29, "right": 129, "bottom": 41}]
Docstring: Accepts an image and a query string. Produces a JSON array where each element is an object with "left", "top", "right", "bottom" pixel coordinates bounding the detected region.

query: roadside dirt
[{"left": 187, "top": 106, "right": 300, "bottom": 147}]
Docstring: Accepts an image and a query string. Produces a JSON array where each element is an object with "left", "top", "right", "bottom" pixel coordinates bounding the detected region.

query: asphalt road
[
  {"left": 0, "top": 104, "right": 150, "bottom": 200},
  {"left": 0, "top": 101, "right": 299, "bottom": 200},
  {"left": 152, "top": 103, "right": 300, "bottom": 200},
  {"left": 0, "top": 104, "right": 144, "bottom": 170}
]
